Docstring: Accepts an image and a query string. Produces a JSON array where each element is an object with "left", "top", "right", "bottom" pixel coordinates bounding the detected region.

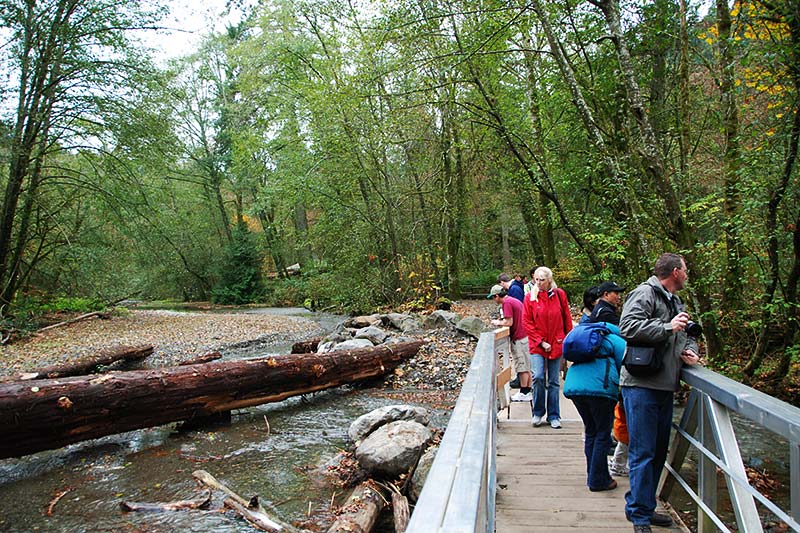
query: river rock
[
  {"left": 348, "top": 404, "right": 431, "bottom": 444},
  {"left": 456, "top": 316, "right": 487, "bottom": 339},
  {"left": 330, "top": 338, "right": 374, "bottom": 351},
  {"left": 409, "top": 445, "right": 437, "bottom": 502},
  {"left": 344, "top": 314, "right": 382, "bottom": 328},
  {"left": 354, "top": 326, "right": 388, "bottom": 344},
  {"left": 422, "top": 310, "right": 458, "bottom": 330},
  {"left": 355, "top": 420, "right": 433, "bottom": 478},
  {"left": 384, "top": 313, "right": 422, "bottom": 334}
]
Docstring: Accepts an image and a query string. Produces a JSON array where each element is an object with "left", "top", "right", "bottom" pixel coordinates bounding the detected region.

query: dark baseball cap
[{"left": 597, "top": 281, "right": 625, "bottom": 294}]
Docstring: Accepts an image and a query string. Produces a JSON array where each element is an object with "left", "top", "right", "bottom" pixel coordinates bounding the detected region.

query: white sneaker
[
  {"left": 608, "top": 459, "right": 629, "bottom": 477},
  {"left": 511, "top": 391, "right": 533, "bottom": 402},
  {"left": 532, "top": 415, "right": 544, "bottom": 427},
  {"left": 550, "top": 419, "right": 562, "bottom": 429}
]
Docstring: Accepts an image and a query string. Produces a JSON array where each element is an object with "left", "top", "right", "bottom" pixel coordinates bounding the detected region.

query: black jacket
[{"left": 589, "top": 299, "right": 620, "bottom": 325}]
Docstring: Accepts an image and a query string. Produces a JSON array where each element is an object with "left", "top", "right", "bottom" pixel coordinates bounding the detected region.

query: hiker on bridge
[
  {"left": 618, "top": 253, "right": 701, "bottom": 533},
  {"left": 489, "top": 284, "right": 533, "bottom": 402},
  {"left": 522, "top": 266, "right": 573, "bottom": 429}
]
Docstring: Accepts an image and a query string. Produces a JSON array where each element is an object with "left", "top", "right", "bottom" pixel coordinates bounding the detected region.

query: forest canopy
[{"left": 1, "top": 0, "right": 799, "bottom": 391}]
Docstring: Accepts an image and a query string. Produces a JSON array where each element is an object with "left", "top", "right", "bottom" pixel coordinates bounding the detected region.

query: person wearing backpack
[
  {"left": 522, "top": 266, "right": 573, "bottom": 429},
  {"left": 563, "top": 320, "right": 625, "bottom": 492},
  {"left": 590, "top": 281, "right": 625, "bottom": 325},
  {"left": 618, "top": 253, "right": 701, "bottom": 533}
]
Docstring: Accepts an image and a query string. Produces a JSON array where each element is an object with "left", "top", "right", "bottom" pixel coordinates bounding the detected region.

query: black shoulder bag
[{"left": 623, "top": 287, "right": 678, "bottom": 377}]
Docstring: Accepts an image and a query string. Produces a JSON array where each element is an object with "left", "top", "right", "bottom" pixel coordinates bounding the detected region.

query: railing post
[
  {"left": 705, "top": 396, "right": 763, "bottom": 532},
  {"left": 698, "top": 393, "right": 718, "bottom": 533},
  {"left": 792, "top": 440, "right": 800, "bottom": 523}
]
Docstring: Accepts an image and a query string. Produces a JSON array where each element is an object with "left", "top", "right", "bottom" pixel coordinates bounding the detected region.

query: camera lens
[{"left": 686, "top": 320, "right": 703, "bottom": 337}]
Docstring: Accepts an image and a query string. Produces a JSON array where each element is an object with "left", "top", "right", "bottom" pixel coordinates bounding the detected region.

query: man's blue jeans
[
  {"left": 531, "top": 354, "right": 561, "bottom": 421},
  {"left": 621, "top": 385, "right": 674, "bottom": 525},
  {"left": 572, "top": 395, "right": 616, "bottom": 490}
]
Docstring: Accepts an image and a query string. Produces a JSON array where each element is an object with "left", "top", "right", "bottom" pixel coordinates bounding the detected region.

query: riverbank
[
  {"left": 0, "top": 308, "right": 325, "bottom": 378},
  {"left": 0, "top": 301, "right": 495, "bottom": 384}
]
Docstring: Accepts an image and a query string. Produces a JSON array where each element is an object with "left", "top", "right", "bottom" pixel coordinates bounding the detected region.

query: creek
[{"left": 0, "top": 307, "right": 449, "bottom": 533}]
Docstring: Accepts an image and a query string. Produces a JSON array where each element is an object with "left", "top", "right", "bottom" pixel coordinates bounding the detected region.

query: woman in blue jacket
[{"left": 563, "top": 323, "right": 625, "bottom": 492}]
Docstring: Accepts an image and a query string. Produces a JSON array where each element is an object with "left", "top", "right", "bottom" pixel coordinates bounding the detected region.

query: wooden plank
[
  {"left": 496, "top": 388, "right": 688, "bottom": 532},
  {"left": 496, "top": 366, "right": 511, "bottom": 390}
]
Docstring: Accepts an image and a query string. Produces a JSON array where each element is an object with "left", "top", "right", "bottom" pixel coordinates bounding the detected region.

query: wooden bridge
[
  {"left": 495, "top": 398, "right": 685, "bottom": 532},
  {"left": 406, "top": 328, "right": 800, "bottom": 533}
]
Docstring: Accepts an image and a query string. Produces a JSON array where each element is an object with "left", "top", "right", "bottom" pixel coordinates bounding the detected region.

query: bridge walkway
[{"left": 495, "top": 393, "right": 688, "bottom": 532}]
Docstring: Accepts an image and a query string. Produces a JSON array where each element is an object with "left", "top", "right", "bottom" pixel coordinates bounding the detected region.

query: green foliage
[{"left": 211, "top": 222, "right": 265, "bottom": 305}]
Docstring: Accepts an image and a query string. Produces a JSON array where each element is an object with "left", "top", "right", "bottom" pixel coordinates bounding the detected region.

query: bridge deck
[{"left": 495, "top": 391, "right": 688, "bottom": 532}]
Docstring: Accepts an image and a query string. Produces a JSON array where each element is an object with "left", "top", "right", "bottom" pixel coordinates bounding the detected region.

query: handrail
[
  {"left": 660, "top": 365, "right": 800, "bottom": 532},
  {"left": 406, "top": 329, "right": 800, "bottom": 532},
  {"left": 406, "top": 329, "right": 507, "bottom": 532}
]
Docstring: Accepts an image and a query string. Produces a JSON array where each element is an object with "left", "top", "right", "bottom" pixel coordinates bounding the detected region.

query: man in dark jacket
[
  {"left": 618, "top": 253, "right": 701, "bottom": 533},
  {"left": 498, "top": 273, "right": 524, "bottom": 302},
  {"left": 589, "top": 281, "right": 625, "bottom": 325}
]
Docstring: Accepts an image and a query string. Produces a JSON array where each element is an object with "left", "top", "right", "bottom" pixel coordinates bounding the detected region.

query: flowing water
[{"left": 0, "top": 307, "right": 449, "bottom": 532}]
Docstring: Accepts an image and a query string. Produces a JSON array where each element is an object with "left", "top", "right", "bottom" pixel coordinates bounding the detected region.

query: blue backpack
[{"left": 563, "top": 322, "right": 611, "bottom": 364}]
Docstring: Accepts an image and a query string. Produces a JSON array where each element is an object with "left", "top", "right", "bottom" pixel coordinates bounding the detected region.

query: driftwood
[
  {"left": 193, "top": 470, "right": 299, "bottom": 532},
  {"left": 46, "top": 488, "right": 72, "bottom": 516},
  {"left": 392, "top": 493, "right": 410, "bottom": 533},
  {"left": 178, "top": 351, "right": 222, "bottom": 365},
  {"left": 327, "top": 480, "right": 388, "bottom": 533},
  {"left": 0, "top": 340, "right": 423, "bottom": 459},
  {"left": 119, "top": 489, "right": 212, "bottom": 512},
  {"left": 291, "top": 338, "right": 321, "bottom": 354},
  {"left": 36, "top": 311, "right": 110, "bottom": 334},
  {"left": 3, "top": 344, "right": 153, "bottom": 381}
]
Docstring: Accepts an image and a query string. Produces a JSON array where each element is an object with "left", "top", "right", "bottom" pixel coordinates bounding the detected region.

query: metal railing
[
  {"left": 405, "top": 329, "right": 508, "bottom": 532},
  {"left": 407, "top": 328, "right": 800, "bottom": 532},
  {"left": 661, "top": 365, "right": 800, "bottom": 532}
]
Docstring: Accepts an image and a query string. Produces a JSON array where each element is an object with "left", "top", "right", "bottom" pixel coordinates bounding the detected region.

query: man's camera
[{"left": 685, "top": 320, "right": 703, "bottom": 338}]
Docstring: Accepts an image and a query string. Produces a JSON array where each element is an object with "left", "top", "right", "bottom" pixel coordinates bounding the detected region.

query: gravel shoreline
[
  {"left": 0, "top": 309, "right": 325, "bottom": 378},
  {"left": 0, "top": 302, "right": 497, "bottom": 391}
]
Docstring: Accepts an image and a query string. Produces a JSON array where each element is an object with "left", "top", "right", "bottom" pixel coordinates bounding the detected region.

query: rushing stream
[{"left": 0, "top": 307, "right": 449, "bottom": 532}]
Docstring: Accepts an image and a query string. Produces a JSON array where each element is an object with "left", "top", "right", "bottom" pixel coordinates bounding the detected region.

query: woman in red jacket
[{"left": 522, "top": 266, "right": 573, "bottom": 428}]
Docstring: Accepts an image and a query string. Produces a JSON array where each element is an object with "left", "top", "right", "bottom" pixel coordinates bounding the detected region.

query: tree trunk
[
  {"left": 0, "top": 341, "right": 424, "bottom": 459},
  {"left": 327, "top": 480, "right": 387, "bottom": 533},
  {"left": 716, "top": 0, "right": 744, "bottom": 309},
  {"left": 2, "top": 344, "right": 153, "bottom": 381}
]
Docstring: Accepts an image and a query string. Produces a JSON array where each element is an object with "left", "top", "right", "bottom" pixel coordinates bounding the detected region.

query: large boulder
[
  {"left": 330, "top": 338, "right": 374, "bottom": 351},
  {"left": 422, "top": 310, "right": 458, "bottom": 330},
  {"left": 355, "top": 420, "right": 433, "bottom": 478},
  {"left": 354, "top": 326, "right": 388, "bottom": 345},
  {"left": 456, "top": 316, "right": 487, "bottom": 339},
  {"left": 384, "top": 313, "right": 423, "bottom": 334},
  {"left": 409, "top": 445, "right": 438, "bottom": 502},
  {"left": 348, "top": 405, "right": 430, "bottom": 444},
  {"left": 344, "top": 314, "right": 382, "bottom": 328}
]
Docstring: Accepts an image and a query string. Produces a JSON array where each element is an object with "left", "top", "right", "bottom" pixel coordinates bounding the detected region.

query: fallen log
[
  {"left": 2, "top": 344, "right": 153, "bottom": 381},
  {"left": 120, "top": 489, "right": 212, "bottom": 512},
  {"left": 36, "top": 311, "right": 110, "bottom": 334},
  {"left": 0, "top": 340, "right": 423, "bottom": 459},
  {"left": 193, "top": 470, "right": 299, "bottom": 532},
  {"left": 178, "top": 351, "right": 222, "bottom": 365},
  {"left": 327, "top": 480, "right": 388, "bottom": 533},
  {"left": 291, "top": 338, "right": 321, "bottom": 354},
  {"left": 392, "top": 493, "right": 410, "bottom": 533}
]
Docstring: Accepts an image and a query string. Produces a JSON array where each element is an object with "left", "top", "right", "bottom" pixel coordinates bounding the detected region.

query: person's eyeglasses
[{"left": 535, "top": 278, "right": 547, "bottom": 282}]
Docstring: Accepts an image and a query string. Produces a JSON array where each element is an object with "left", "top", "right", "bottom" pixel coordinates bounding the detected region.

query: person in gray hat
[{"left": 590, "top": 281, "right": 625, "bottom": 325}]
